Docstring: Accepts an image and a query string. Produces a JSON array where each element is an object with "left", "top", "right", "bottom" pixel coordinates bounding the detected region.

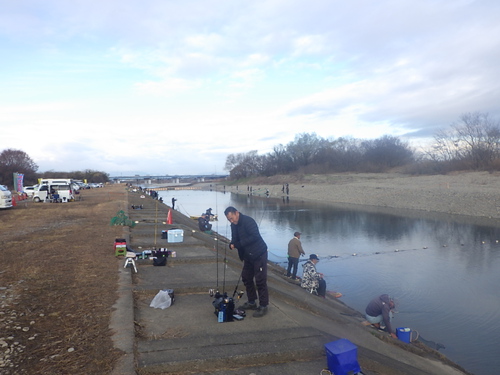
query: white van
[
  {"left": 0, "top": 185, "right": 13, "bottom": 208},
  {"left": 39, "top": 178, "right": 73, "bottom": 184},
  {"left": 39, "top": 179, "right": 79, "bottom": 191},
  {"left": 33, "top": 183, "right": 76, "bottom": 203}
]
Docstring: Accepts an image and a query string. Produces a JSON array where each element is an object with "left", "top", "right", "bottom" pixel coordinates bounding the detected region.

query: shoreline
[
  {"left": 128, "top": 187, "right": 471, "bottom": 375},
  {"left": 209, "top": 171, "right": 500, "bottom": 228}
]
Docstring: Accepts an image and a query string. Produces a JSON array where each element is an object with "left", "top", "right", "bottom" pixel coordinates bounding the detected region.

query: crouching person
[
  {"left": 365, "top": 294, "right": 397, "bottom": 339},
  {"left": 300, "top": 254, "right": 326, "bottom": 297}
]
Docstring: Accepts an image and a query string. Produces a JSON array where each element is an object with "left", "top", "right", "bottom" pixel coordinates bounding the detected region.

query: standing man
[
  {"left": 224, "top": 206, "right": 269, "bottom": 318},
  {"left": 286, "top": 231, "right": 305, "bottom": 280},
  {"left": 171, "top": 197, "right": 177, "bottom": 210}
]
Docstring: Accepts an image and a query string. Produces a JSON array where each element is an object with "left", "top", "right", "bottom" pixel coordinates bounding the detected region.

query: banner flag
[{"left": 13, "top": 173, "right": 24, "bottom": 192}]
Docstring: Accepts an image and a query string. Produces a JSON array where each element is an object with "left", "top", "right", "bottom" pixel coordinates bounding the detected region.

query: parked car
[
  {"left": 0, "top": 185, "right": 13, "bottom": 208},
  {"left": 24, "top": 186, "right": 37, "bottom": 197}
]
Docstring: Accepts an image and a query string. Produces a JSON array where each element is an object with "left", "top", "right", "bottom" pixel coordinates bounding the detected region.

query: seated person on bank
[
  {"left": 300, "top": 254, "right": 326, "bottom": 297},
  {"left": 198, "top": 214, "right": 212, "bottom": 232},
  {"left": 365, "top": 294, "right": 397, "bottom": 338}
]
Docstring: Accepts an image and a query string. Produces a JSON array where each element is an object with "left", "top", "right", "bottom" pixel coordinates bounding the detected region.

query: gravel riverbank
[{"left": 220, "top": 171, "right": 500, "bottom": 227}]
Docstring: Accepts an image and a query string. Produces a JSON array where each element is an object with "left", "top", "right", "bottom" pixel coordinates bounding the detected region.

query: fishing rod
[
  {"left": 210, "top": 183, "right": 241, "bottom": 322},
  {"left": 154, "top": 199, "right": 158, "bottom": 249},
  {"left": 232, "top": 185, "right": 271, "bottom": 297}
]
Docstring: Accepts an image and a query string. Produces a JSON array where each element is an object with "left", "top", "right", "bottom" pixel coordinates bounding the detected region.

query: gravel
[{"left": 221, "top": 171, "right": 500, "bottom": 227}]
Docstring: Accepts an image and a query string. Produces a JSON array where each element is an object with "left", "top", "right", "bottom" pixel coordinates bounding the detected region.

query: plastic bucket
[{"left": 396, "top": 327, "right": 419, "bottom": 343}]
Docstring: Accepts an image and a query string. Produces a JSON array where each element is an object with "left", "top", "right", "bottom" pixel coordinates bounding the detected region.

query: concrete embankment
[{"left": 111, "top": 188, "right": 472, "bottom": 375}]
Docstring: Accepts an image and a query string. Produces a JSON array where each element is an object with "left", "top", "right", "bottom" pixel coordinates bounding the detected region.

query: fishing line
[
  {"left": 177, "top": 202, "right": 192, "bottom": 217},
  {"left": 255, "top": 185, "right": 274, "bottom": 227},
  {"left": 272, "top": 246, "right": 434, "bottom": 267}
]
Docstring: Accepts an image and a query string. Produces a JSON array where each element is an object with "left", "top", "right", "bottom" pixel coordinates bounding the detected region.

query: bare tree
[
  {"left": 321, "top": 137, "right": 363, "bottom": 171},
  {"left": 225, "top": 150, "right": 263, "bottom": 179},
  {"left": 286, "top": 133, "right": 323, "bottom": 167},
  {"left": 361, "top": 135, "right": 414, "bottom": 170},
  {"left": 261, "top": 144, "right": 295, "bottom": 176},
  {"left": 0, "top": 148, "right": 39, "bottom": 187},
  {"left": 429, "top": 112, "right": 500, "bottom": 169}
]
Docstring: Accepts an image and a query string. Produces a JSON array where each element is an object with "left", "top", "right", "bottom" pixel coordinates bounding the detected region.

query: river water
[{"left": 157, "top": 187, "right": 500, "bottom": 375}]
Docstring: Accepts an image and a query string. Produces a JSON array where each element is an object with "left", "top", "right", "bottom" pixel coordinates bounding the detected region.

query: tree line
[
  {"left": 225, "top": 112, "right": 500, "bottom": 179},
  {"left": 0, "top": 148, "right": 109, "bottom": 189},
  {"left": 3, "top": 111, "right": 498, "bottom": 187}
]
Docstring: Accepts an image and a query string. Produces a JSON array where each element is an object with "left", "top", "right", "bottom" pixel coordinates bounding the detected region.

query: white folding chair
[{"left": 124, "top": 252, "right": 138, "bottom": 273}]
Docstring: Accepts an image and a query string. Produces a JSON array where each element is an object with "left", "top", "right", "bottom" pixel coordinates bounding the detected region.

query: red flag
[{"left": 167, "top": 209, "right": 173, "bottom": 224}]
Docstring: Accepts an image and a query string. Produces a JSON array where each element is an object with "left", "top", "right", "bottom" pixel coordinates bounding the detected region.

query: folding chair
[{"left": 124, "top": 252, "right": 138, "bottom": 273}]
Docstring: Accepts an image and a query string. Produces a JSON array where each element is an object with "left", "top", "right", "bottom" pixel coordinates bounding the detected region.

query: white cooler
[{"left": 167, "top": 229, "right": 184, "bottom": 243}]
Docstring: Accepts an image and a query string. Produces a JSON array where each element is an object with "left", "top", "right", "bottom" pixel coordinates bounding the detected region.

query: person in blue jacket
[{"left": 224, "top": 206, "right": 269, "bottom": 318}]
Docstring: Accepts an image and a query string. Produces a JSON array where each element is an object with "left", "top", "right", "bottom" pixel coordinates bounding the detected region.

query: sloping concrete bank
[{"left": 111, "top": 188, "right": 472, "bottom": 375}]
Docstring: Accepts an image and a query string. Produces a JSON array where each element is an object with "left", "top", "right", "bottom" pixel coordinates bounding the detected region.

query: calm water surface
[{"left": 157, "top": 188, "right": 500, "bottom": 375}]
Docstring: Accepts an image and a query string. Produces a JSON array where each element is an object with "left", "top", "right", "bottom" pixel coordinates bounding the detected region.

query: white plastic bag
[{"left": 150, "top": 289, "right": 172, "bottom": 309}]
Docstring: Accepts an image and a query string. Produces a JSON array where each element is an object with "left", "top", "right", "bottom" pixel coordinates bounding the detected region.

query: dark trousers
[
  {"left": 317, "top": 279, "right": 327, "bottom": 297},
  {"left": 242, "top": 252, "right": 269, "bottom": 307},
  {"left": 286, "top": 257, "right": 299, "bottom": 279}
]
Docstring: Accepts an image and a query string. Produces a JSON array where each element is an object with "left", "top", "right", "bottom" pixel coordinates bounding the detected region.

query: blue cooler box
[
  {"left": 167, "top": 229, "right": 184, "bottom": 243},
  {"left": 324, "top": 338, "right": 361, "bottom": 375}
]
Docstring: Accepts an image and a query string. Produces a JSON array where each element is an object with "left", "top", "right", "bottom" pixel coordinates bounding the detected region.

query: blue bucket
[{"left": 396, "top": 327, "right": 419, "bottom": 343}]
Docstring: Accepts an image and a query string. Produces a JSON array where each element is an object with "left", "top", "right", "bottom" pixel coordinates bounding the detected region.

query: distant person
[
  {"left": 365, "top": 294, "right": 397, "bottom": 339},
  {"left": 224, "top": 206, "right": 269, "bottom": 318},
  {"left": 286, "top": 231, "right": 305, "bottom": 280},
  {"left": 171, "top": 197, "right": 177, "bottom": 209},
  {"left": 300, "top": 254, "right": 326, "bottom": 297}
]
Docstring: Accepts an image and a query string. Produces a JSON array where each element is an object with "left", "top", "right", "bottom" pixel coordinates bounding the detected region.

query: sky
[{"left": 1, "top": 0, "right": 500, "bottom": 176}]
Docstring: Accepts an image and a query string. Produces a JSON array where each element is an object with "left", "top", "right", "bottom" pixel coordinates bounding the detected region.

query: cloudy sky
[{"left": 1, "top": 0, "right": 499, "bottom": 176}]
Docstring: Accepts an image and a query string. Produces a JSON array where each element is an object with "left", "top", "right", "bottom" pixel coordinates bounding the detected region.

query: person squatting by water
[
  {"left": 300, "top": 254, "right": 327, "bottom": 297},
  {"left": 224, "top": 206, "right": 269, "bottom": 318},
  {"left": 198, "top": 213, "right": 212, "bottom": 232},
  {"left": 286, "top": 231, "right": 305, "bottom": 280},
  {"left": 365, "top": 294, "right": 397, "bottom": 339}
]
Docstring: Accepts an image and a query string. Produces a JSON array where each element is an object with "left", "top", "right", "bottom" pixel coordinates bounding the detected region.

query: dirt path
[{"left": 0, "top": 185, "right": 127, "bottom": 374}]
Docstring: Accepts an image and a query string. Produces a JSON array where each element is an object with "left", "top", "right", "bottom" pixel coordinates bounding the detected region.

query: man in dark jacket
[
  {"left": 198, "top": 214, "right": 212, "bottom": 232},
  {"left": 224, "top": 206, "right": 269, "bottom": 318},
  {"left": 365, "top": 294, "right": 397, "bottom": 338}
]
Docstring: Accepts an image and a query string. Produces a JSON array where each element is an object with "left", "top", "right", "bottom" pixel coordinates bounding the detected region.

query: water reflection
[{"left": 158, "top": 188, "right": 499, "bottom": 375}]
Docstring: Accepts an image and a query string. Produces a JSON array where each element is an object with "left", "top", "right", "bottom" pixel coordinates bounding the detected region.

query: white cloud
[{"left": 1, "top": 0, "right": 500, "bottom": 175}]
